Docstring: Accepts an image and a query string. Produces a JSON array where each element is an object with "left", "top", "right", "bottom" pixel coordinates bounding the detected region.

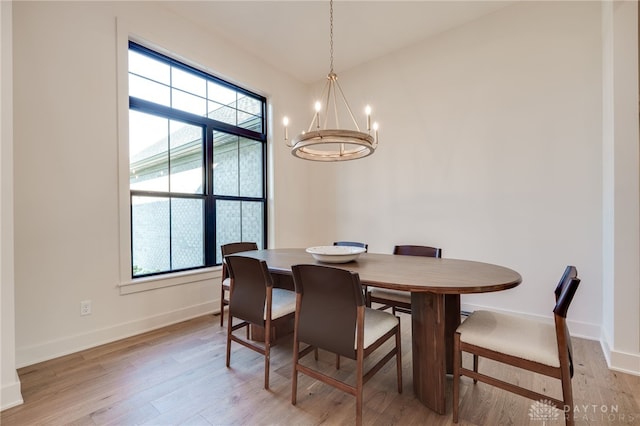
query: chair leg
[
  {"left": 225, "top": 315, "right": 233, "bottom": 368},
  {"left": 473, "top": 354, "right": 478, "bottom": 384},
  {"left": 264, "top": 320, "right": 271, "bottom": 390},
  {"left": 336, "top": 354, "right": 341, "bottom": 370},
  {"left": 355, "top": 356, "right": 364, "bottom": 426},
  {"left": 220, "top": 287, "right": 226, "bottom": 327},
  {"left": 452, "top": 333, "right": 461, "bottom": 423},
  {"left": 561, "top": 371, "right": 574, "bottom": 426},
  {"left": 395, "top": 324, "right": 402, "bottom": 393},
  {"left": 291, "top": 338, "right": 299, "bottom": 405}
]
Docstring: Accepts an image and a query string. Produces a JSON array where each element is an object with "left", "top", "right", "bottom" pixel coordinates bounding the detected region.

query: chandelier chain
[{"left": 329, "top": 0, "right": 334, "bottom": 74}]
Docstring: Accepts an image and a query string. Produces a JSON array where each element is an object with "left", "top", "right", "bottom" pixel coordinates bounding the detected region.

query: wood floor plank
[{"left": 2, "top": 313, "right": 639, "bottom": 425}]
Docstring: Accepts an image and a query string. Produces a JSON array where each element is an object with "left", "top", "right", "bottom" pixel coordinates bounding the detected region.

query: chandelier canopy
[{"left": 283, "top": 0, "right": 379, "bottom": 162}]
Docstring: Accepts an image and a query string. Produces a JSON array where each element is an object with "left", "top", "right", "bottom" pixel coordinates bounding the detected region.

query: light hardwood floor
[{"left": 2, "top": 313, "right": 639, "bottom": 425}]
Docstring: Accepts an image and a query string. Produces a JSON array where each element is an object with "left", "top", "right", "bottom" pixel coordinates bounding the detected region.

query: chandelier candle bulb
[
  {"left": 366, "top": 105, "right": 372, "bottom": 131},
  {"left": 314, "top": 101, "right": 321, "bottom": 129},
  {"left": 283, "top": 116, "right": 289, "bottom": 141}
]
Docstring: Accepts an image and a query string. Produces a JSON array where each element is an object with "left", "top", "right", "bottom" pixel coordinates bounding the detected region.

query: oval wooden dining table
[{"left": 234, "top": 248, "right": 522, "bottom": 415}]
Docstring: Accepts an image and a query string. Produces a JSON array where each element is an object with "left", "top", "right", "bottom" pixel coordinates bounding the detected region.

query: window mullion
[{"left": 205, "top": 126, "right": 216, "bottom": 267}]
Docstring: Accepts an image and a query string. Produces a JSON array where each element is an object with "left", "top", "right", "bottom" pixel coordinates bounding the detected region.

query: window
[{"left": 128, "top": 42, "right": 266, "bottom": 278}]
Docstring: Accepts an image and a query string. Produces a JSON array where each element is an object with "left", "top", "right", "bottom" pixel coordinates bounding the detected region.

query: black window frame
[{"left": 128, "top": 41, "right": 267, "bottom": 279}]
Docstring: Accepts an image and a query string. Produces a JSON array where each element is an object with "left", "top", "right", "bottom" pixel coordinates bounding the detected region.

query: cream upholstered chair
[
  {"left": 225, "top": 255, "right": 296, "bottom": 390},
  {"left": 219, "top": 242, "right": 258, "bottom": 327},
  {"left": 453, "top": 266, "right": 581, "bottom": 425},
  {"left": 367, "top": 245, "right": 442, "bottom": 314},
  {"left": 291, "top": 264, "right": 402, "bottom": 426}
]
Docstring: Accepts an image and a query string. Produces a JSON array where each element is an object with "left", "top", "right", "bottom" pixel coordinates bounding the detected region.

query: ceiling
[{"left": 161, "top": 1, "right": 516, "bottom": 84}]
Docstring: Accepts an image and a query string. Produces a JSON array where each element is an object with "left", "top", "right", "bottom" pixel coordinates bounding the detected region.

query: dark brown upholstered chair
[
  {"left": 225, "top": 255, "right": 296, "bottom": 389},
  {"left": 331, "top": 241, "right": 368, "bottom": 368},
  {"left": 220, "top": 242, "right": 258, "bottom": 327},
  {"left": 367, "top": 245, "right": 442, "bottom": 314},
  {"left": 291, "top": 264, "right": 402, "bottom": 426},
  {"left": 333, "top": 241, "right": 368, "bottom": 251},
  {"left": 453, "top": 266, "right": 580, "bottom": 425}
]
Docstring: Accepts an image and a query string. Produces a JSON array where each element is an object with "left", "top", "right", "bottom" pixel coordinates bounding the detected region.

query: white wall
[
  {"left": 10, "top": 1, "right": 316, "bottom": 368},
  {"left": 1, "top": 0, "right": 24, "bottom": 411},
  {"left": 321, "top": 2, "right": 604, "bottom": 336},
  {"left": 601, "top": 0, "right": 640, "bottom": 374}
]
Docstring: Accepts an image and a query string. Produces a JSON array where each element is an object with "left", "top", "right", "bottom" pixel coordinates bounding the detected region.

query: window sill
[{"left": 119, "top": 266, "right": 222, "bottom": 295}]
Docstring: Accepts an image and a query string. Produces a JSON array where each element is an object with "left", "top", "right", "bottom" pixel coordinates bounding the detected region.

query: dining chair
[
  {"left": 331, "top": 241, "right": 368, "bottom": 368},
  {"left": 333, "top": 241, "right": 368, "bottom": 251},
  {"left": 290, "top": 264, "right": 402, "bottom": 426},
  {"left": 452, "top": 265, "right": 581, "bottom": 425},
  {"left": 367, "top": 245, "right": 442, "bottom": 314},
  {"left": 225, "top": 255, "right": 296, "bottom": 390},
  {"left": 219, "top": 242, "right": 258, "bottom": 327}
]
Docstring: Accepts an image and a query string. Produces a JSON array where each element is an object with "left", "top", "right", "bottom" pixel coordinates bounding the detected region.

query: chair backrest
[
  {"left": 225, "top": 255, "right": 272, "bottom": 325},
  {"left": 222, "top": 242, "right": 258, "bottom": 256},
  {"left": 333, "top": 241, "right": 368, "bottom": 252},
  {"left": 552, "top": 265, "right": 580, "bottom": 377},
  {"left": 292, "top": 264, "right": 364, "bottom": 359},
  {"left": 554, "top": 265, "right": 577, "bottom": 303},
  {"left": 221, "top": 242, "right": 258, "bottom": 279},
  {"left": 393, "top": 245, "right": 442, "bottom": 258}
]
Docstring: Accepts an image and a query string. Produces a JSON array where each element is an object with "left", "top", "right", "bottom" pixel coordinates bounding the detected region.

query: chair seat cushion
[
  {"left": 457, "top": 310, "right": 560, "bottom": 367},
  {"left": 360, "top": 308, "right": 399, "bottom": 349},
  {"left": 222, "top": 277, "right": 230, "bottom": 289},
  {"left": 369, "top": 288, "right": 410, "bottom": 303},
  {"left": 269, "top": 288, "right": 297, "bottom": 320}
]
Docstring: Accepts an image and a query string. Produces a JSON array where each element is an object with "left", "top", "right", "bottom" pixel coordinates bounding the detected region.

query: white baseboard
[
  {"left": 16, "top": 301, "right": 220, "bottom": 369},
  {"left": 600, "top": 335, "right": 640, "bottom": 376},
  {"left": 1, "top": 374, "right": 23, "bottom": 411}
]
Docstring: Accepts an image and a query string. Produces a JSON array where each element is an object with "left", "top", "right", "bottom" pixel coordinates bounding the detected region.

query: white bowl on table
[{"left": 305, "top": 245, "right": 366, "bottom": 264}]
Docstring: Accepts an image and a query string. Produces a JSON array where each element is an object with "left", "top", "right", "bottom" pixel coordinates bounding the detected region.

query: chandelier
[{"left": 283, "top": 0, "right": 379, "bottom": 162}]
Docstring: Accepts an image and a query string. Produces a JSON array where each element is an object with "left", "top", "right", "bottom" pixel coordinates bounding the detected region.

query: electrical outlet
[{"left": 80, "top": 300, "right": 92, "bottom": 316}]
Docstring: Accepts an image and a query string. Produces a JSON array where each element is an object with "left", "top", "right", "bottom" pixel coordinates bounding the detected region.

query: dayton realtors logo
[
  {"left": 528, "top": 399, "right": 561, "bottom": 424},
  {"left": 529, "top": 399, "right": 636, "bottom": 423}
]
